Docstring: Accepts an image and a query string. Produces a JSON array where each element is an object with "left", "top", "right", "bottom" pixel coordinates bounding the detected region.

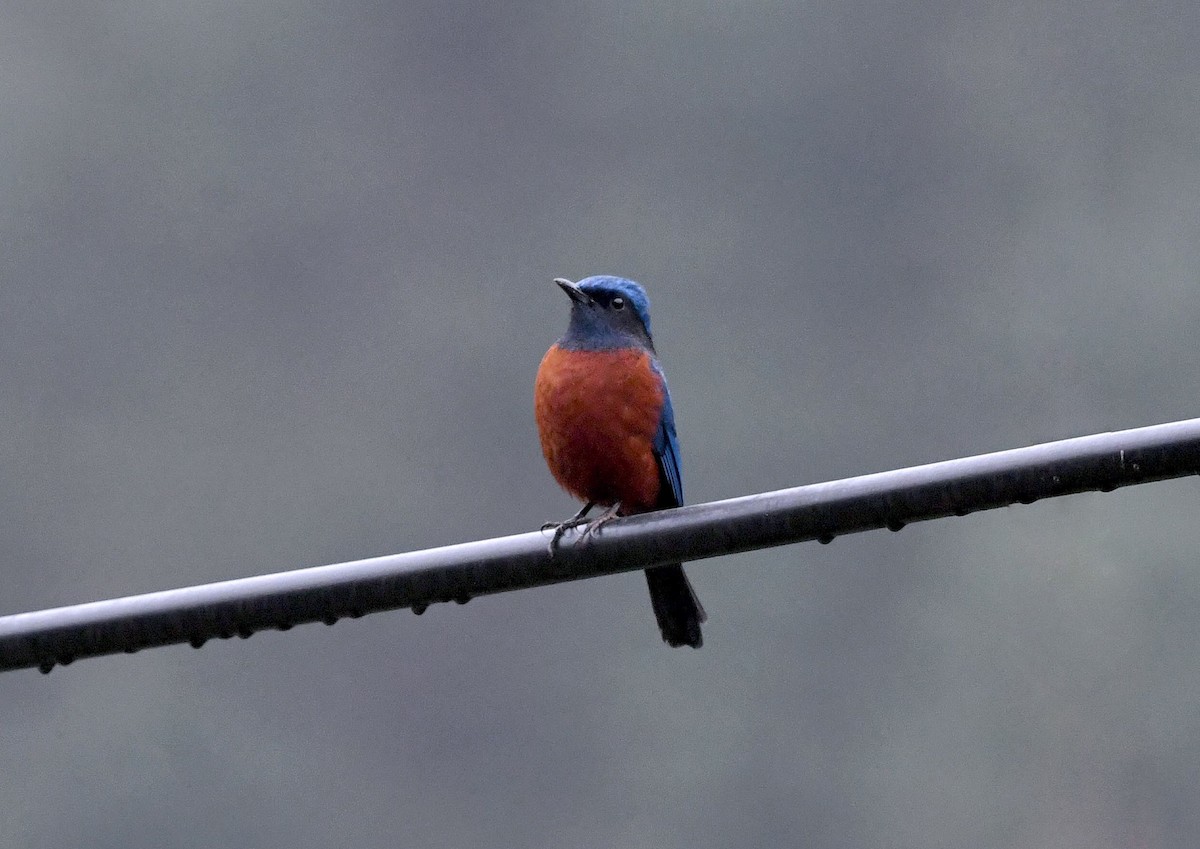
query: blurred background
[{"left": 3, "top": 2, "right": 1200, "bottom": 846}]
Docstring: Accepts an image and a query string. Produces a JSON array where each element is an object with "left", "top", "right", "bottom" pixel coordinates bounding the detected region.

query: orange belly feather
[{"left": 534, "top": 345, "right": 665, "bottom": 511}]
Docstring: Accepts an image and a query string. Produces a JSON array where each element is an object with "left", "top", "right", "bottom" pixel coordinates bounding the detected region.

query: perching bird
[{"left": 534, "top": 275, "right": 706, "bottom": 648}]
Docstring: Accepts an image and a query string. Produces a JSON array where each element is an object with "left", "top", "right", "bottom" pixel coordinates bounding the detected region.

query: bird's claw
[
  {"left": 542, "top": 501, "right": 597, "bottom": 555},
  {"left": 574, "top": 514, "right": 615, "bottom": 546},
  {"left": 569, "top": 504, "right": 623, "bottom": 549},
  {"left": 542, "top": 515, "right": 591, "bottom": 554}
]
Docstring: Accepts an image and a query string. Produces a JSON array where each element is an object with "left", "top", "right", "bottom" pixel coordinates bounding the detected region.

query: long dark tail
[{"left": 644, "top": 564, "right": 706, "bottom": 648}]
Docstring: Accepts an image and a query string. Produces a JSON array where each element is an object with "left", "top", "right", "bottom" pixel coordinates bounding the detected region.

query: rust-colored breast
[{"left": 534, "top": 345, "right": 665, "bottom": 511}]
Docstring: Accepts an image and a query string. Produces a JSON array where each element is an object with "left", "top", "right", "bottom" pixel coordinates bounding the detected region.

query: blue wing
[{"left": 650, "top": 360, "right": 683, "bottom": 508}]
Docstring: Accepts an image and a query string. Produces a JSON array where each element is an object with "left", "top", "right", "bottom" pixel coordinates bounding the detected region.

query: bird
[{"left": 534, "top": 275, "right": 706, "bottom": 648}]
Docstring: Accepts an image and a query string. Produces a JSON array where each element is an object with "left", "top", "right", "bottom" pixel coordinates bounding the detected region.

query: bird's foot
[
  {"left": 574, "top": 503, "right": 623, "bottom": 546},
  {"left": 542, "top": 502, "right": 595, "bottom": 554}
]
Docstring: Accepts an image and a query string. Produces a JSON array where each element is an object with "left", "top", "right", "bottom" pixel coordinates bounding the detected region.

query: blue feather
[
  {"left": 650, "top": 359, "right": 683, "bottom": 508},
  {"left": 577, "top": 276, "right": 653, "bottom": 336}
]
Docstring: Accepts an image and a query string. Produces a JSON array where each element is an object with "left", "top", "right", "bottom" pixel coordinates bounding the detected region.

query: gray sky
[{"left": 3, "top": 2, "right": 1200, "bottom": 847}]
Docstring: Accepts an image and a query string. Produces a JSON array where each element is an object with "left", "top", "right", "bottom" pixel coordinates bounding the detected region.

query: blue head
[{"left": 554, "top": 275, "right": 656, "bottom": 352}]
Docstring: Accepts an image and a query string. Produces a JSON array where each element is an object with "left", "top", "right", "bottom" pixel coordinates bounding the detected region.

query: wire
[{"left": 2, "top": 417, "right": 1199, "bottom": 674}]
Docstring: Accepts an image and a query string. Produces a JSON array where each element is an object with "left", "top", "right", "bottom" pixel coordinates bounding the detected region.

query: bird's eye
[{"left": 611, "top": 297, "right": 625, "bottom": 310}]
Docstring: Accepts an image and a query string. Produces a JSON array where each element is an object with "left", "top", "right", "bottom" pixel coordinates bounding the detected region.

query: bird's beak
[{"left": 554, "top": 277, "right": 592, "bottom": 305}]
